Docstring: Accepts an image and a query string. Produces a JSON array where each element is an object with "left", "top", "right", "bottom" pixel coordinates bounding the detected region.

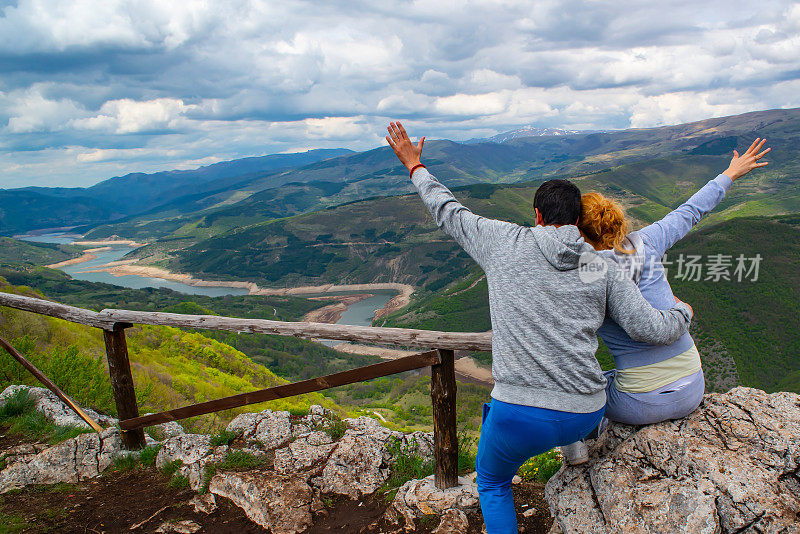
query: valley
[{"left": 0, "top": 107, "right": 798, "bottom": 443}]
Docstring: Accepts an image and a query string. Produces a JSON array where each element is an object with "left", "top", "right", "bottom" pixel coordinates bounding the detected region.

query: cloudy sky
[{"left": 2, "top": 0, "right": 799, "bottom": 188}]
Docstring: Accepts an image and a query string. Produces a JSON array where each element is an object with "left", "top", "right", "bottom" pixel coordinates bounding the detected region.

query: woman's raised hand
[
  {"left": 386, "top": 122, "right": 425, "bottom": 173},
  {"left": 723, "top": 138, "right": 771, "bottom": 181}
]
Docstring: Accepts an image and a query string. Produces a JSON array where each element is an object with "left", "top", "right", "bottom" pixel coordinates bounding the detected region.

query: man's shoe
[{"left": 560, "top": 441, "right": 589, "bottom": 465}]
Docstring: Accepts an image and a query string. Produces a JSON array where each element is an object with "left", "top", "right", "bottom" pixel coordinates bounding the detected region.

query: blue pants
[{"left": 476, "top": 399, "right": 605, "bottom": 534}]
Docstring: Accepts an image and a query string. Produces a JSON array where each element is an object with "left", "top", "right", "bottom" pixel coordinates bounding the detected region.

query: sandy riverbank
[
  {"left": 332, "top": 343, "right": 419, "bottom": 359},
  {"left": 78, "top": 261, "right": 416, "bottom": 318},
  {"left": 72, "top": 239, "right": 148, "bottom": 247},
  {"left": 303, "top": 294, "right": 374, "bottom": 323},
  {"left": 454, "top": 356, "right": 494, "bottom": 385},
  {"left": 46, "top": 247, "right": 111, "bottom": 269},
  {"left": 332, "top": 343, "right": 495, "bottom": 387}
]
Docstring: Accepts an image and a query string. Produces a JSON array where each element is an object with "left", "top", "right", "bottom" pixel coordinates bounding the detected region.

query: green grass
[
  {"left": 0, "top": 389, "right": 93, "bottom": 445},
  {"left": 200, "top": 450, "right": 268, "bottom": 493},
  {"left": 107, "top": 445, "right": 162, "bottom": 472},
  {"left": 167, "top": 474, "right": 191, "bottom": 489},
  {"left": 139, "top": 445, "right": 161, "bottom": 467},
  {"left": 160, "top": 459, "right": 183, "bottom": 478},
  {"left": 0, "top": 512, "right": 28, "bottom": 533},
  {"left": 380, "top": 437, "right": 435, "bottom": 502},
  {"left": 210, "top": 429, "right": 241, "bottom": 447},
  {"left": 457, "top": 431, "right": 478, "bottom": 475}
]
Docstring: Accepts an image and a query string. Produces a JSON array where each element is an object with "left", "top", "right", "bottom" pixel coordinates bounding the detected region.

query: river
[{"left": 18, "top": 232, "right": 395, "bottom": 327}]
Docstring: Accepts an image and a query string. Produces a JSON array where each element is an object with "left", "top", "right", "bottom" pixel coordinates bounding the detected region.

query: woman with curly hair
[{"left": 561, "top": 138, "right": 771, "bottom": 464}]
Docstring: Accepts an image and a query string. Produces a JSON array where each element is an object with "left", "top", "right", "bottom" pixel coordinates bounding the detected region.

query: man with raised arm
[{"left": 385, "top": 122, "right": 694, "bottom": 534}]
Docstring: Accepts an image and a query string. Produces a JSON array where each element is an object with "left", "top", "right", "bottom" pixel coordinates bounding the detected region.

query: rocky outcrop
[
  {"left": 155, "top": 433, "right": 230, "bottom": 492},
  {"left": 546, "top": 387, "right": 800, "bottom": 534},
  {"left": 0, "top": 385, "right": 117, "bottom": 428},
  {"left": 227, "top": 409, "right": 293, "bottom": 449},
  {"left": 146, "top": 408, "right": 435, "bottom": 532},
  {"left": 386, "top": 474, "right": 480, "bottom": 532},
  {"left": 209, "top": 470, "right": 314, "bottom": 534},
  {"left": 0, "top": 428, "right": 122, "bottom": 493}
]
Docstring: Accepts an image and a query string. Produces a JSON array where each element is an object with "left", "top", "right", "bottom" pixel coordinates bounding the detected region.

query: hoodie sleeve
[
  {"left": 606, "top": 263, "right": 693, "bottom": 345},
  {"left": 639, "top": 174, "right": 733, "bottom": 257},
  {"left": 411, "top": 167, "right": 520, "bottom": 271}
]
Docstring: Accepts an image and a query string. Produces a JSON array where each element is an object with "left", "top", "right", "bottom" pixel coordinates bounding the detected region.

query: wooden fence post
[
  {"left": 431, "top": 348, "right": 458, "bottom": 489},
  {"left": 103, "top": 323, "right": 146, "bottom": 450}
]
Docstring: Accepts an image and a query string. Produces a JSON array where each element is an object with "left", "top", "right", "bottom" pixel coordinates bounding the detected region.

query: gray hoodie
[{"left": 411, "top": 168, "right": 693, "bottom": 413}]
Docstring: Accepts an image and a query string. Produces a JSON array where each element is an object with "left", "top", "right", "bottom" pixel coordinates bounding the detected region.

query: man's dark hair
[{"left": 533, "top": 179, "right": 581, "bottom": 225}]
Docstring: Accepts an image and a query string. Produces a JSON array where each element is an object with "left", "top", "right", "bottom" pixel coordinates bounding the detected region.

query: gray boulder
[
  {"left": 546, "top": 387, "right": 800, "bottom": 534},
  {"left": 311, "top": 416, "right": 403, "bottom": 497},
  {"left": 386, "top": 474, "right": 479, "bottom": 531},
  {"left": 226, "top": 410, "right": 292, "bottom": 448},
  {"left": 209, "top": 470, "right": 313, "bottom": 534},
  {"left": 0, "top": 428, "right": 122, "bottom": 493}
]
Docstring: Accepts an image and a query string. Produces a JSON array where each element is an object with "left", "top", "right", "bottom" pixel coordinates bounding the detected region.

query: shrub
[
  {"left": 316, "top": 415, "right": 347, "bottom": 441},
  {"left": 0, "top": 389, "right": 34, "bottom": 422},
  {"left": 518, "top": 449, "right": 562, "bottom": 483}
]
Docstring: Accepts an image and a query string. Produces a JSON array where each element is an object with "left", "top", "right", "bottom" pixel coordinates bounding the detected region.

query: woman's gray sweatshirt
[{"left": 411, "top": 168, "right": 693, "bottom": 413}]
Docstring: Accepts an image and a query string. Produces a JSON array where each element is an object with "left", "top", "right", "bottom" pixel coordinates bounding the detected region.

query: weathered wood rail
[{"left": 0, "top": 291, "right": 492, "bottom": 489}]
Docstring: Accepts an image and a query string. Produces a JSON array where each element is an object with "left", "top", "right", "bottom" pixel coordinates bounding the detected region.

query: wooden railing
[{"left": 0, "top": 291, "right": 492, "bottom": 489}]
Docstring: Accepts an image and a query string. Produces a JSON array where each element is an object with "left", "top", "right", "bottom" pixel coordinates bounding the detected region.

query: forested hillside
[
  {"left": 83, "top": 108, "right": 800, "bottom": 255},
  {"left": 0, "top": 265, "right": 492, "bottom": 434},
  {"left": 0, "top": 281, "right": 339, "bottom": 432}
]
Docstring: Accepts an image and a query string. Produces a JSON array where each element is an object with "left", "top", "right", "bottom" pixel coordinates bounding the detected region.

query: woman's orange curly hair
[{"left": 578, "top": 192, "right": 630, "bottom": 252}]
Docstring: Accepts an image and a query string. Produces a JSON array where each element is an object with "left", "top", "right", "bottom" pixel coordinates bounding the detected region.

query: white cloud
[
  {"left": 73, "top": 98, "right": 192, "bottom": 134},
  {"left": 1, "top": 0, "right": 800, "bottom": 187},
  {"left": 3, "top": 87, "right": 85, "bottom": 133}
]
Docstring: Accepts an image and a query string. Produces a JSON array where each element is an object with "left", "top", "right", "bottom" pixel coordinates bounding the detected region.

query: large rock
[
  {"left": 226, "top": 410, "right": 292, "bottom": 448},
  {"left": 546, "top": 387, "right": 800, "bottom": 534},
  {"left": 386, "top": 474, "right": 479, "bottom": 531},
  {"left": 155, "top": 434, "right": 227, "bottom": 491},
  {"left": 209, "top": 470, "right": 313, "bottom": 534},
  {"left": 312, "top": 416, "right": 402, "bottom": 497},
  {"left": 0, "top": 428, "right": 122, "bottom": 492},
  {"left": 274, "top": 430, "right": 335, "bottom": 475},
  {"left": 0, "top": 385, "right": 117, "bottom": 429}
]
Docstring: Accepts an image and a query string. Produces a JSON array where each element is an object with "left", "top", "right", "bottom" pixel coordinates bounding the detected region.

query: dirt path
[
  {"left": 0, "top": 468, "right": 262, "bottom": 533},
  {"left": 450, "top": 275, "right": 486, "bottom": 297}
]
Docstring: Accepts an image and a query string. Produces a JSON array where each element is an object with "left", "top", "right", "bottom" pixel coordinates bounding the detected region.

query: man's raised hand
[
  {"left": 723, "top": 138, "right": 771, "bottom": 181},
  {"left": 386, "top": 122, "right": 425, "bottom": 173}
]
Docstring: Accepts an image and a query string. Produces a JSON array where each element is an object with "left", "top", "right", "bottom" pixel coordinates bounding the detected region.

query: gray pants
[{"left": 603, "top": 368, "right": 705, "bottom": 425}]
